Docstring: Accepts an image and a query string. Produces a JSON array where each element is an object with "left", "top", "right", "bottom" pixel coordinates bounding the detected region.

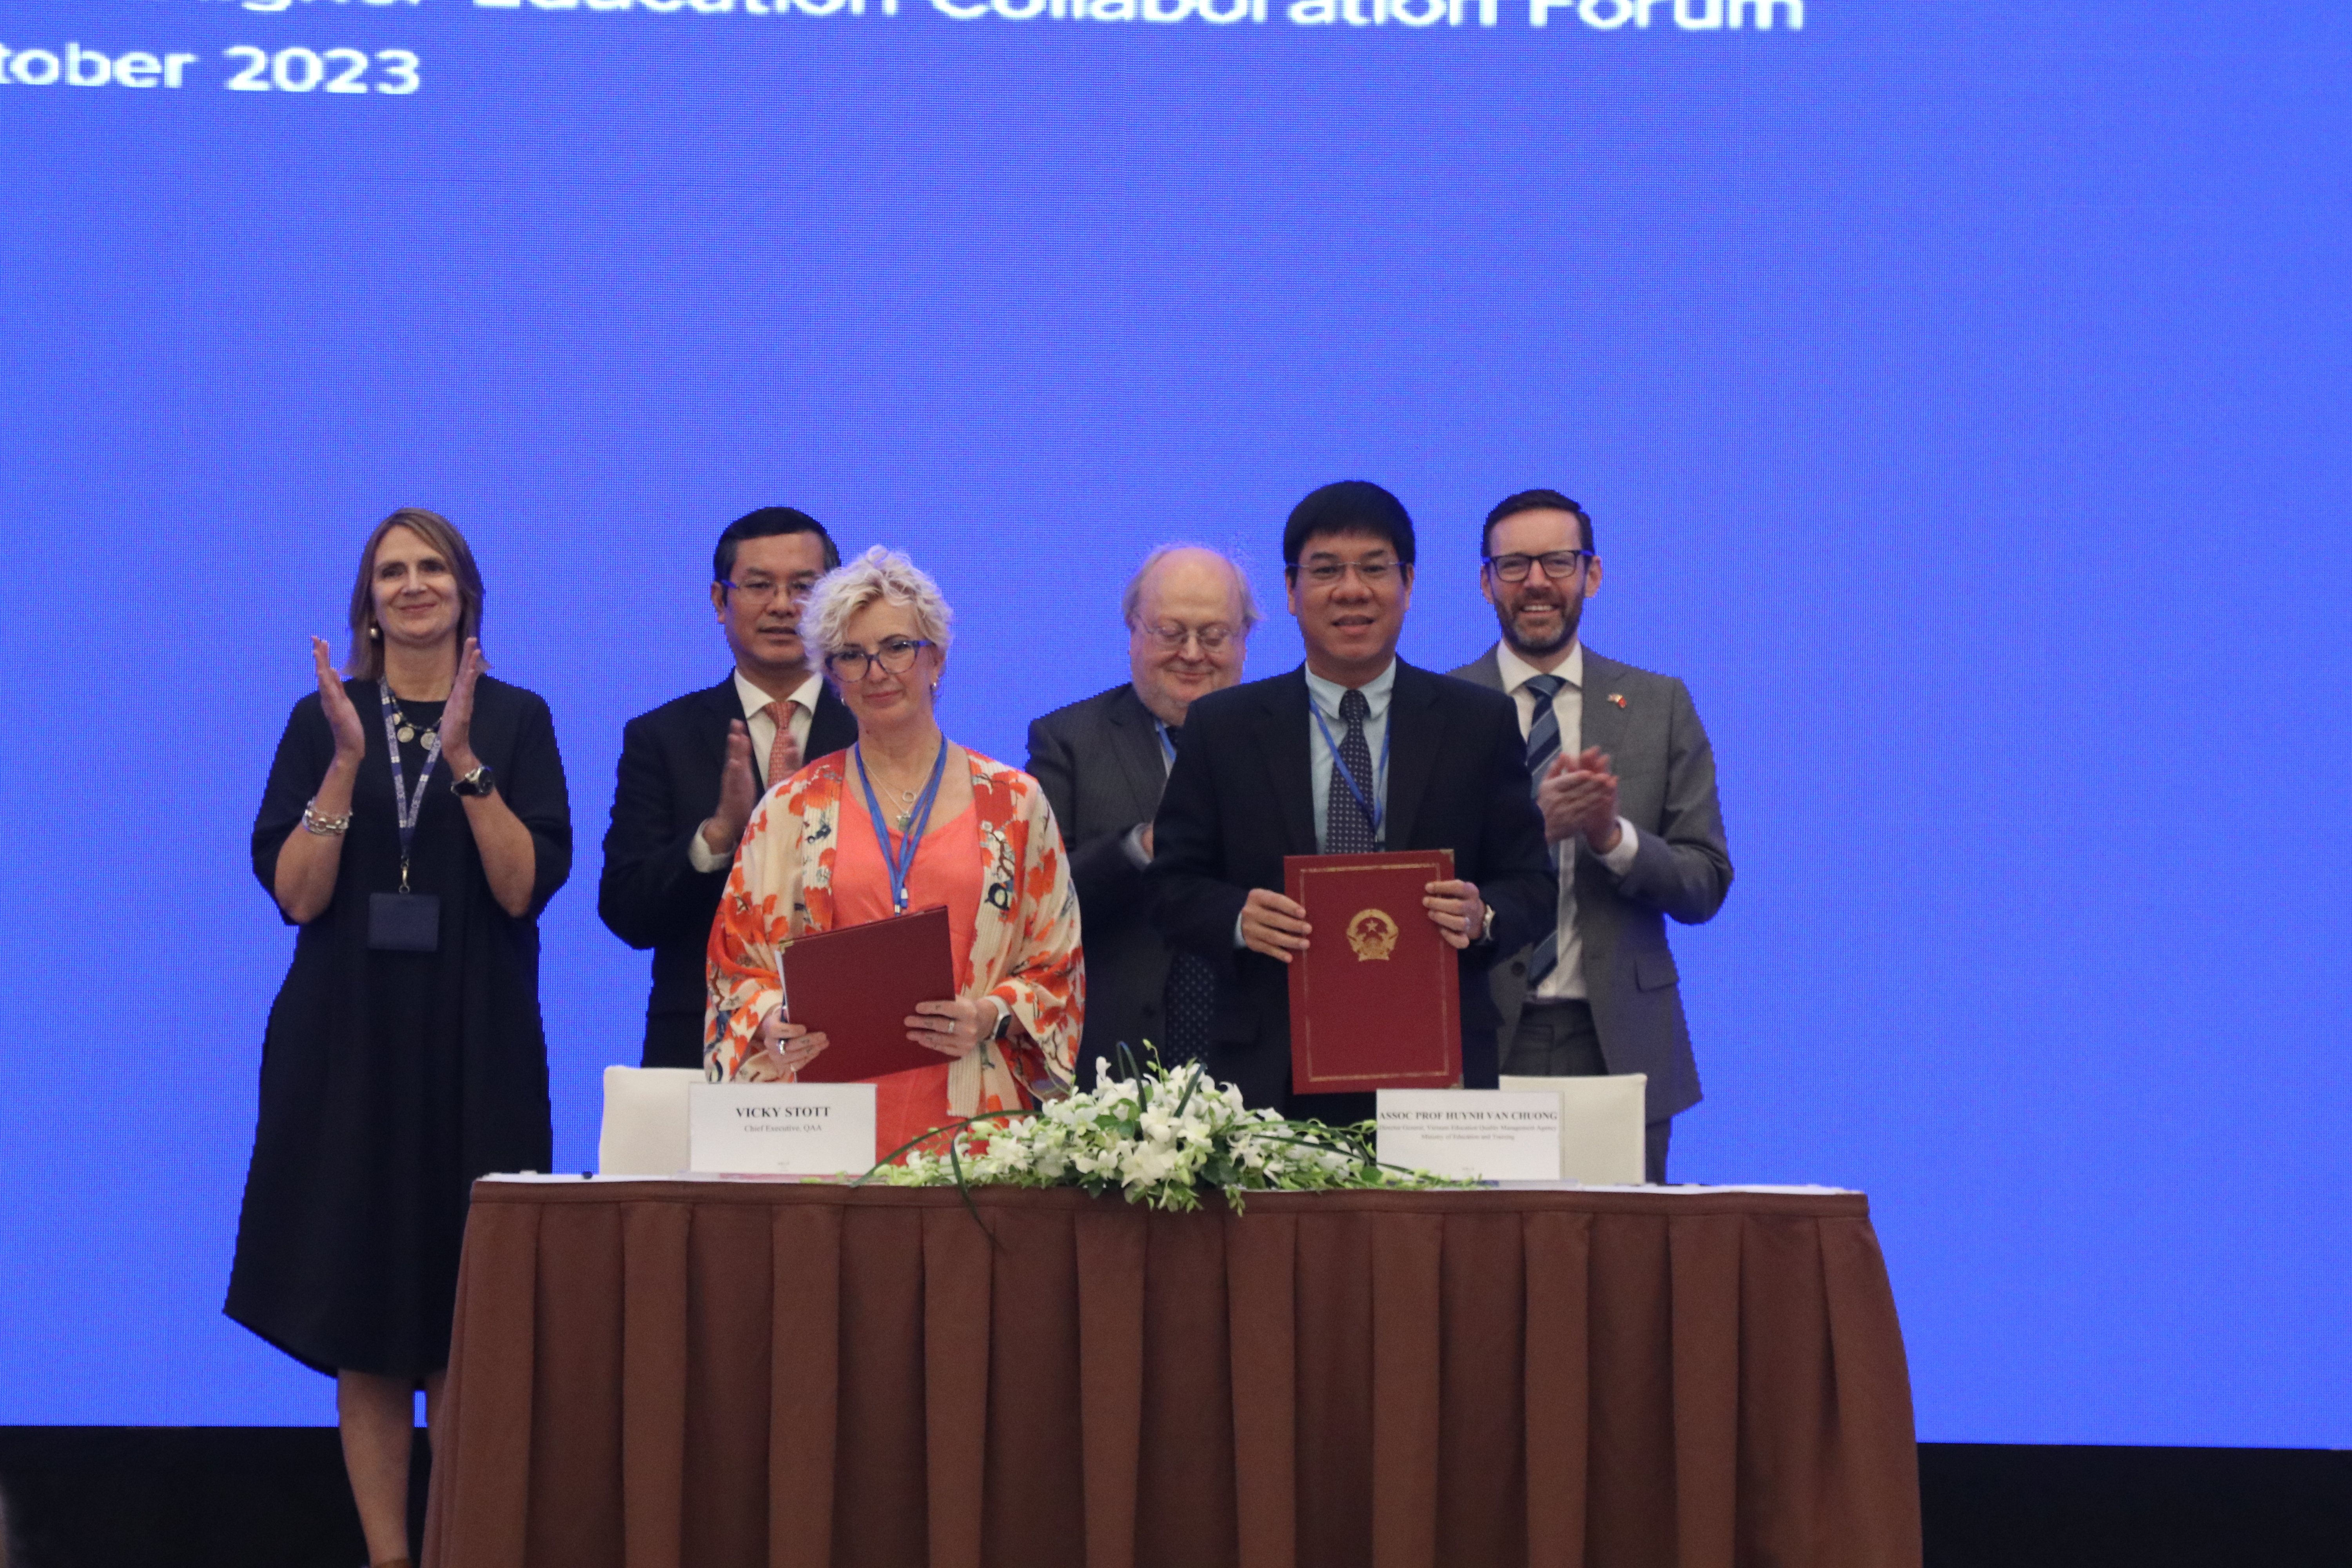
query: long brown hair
[{"left": 342, "top": 507, "right": 486, "bottom": 679}]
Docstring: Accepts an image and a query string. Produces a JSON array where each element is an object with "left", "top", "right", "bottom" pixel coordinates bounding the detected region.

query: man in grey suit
[
  {"left": 1450, "top": 489, "right": 1732, "bottom": 1182},
  {"left": 1027, "top": 546, "right": 1261, "bottom": 1075}
]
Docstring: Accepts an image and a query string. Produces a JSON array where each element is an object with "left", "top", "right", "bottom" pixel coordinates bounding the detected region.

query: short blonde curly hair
[{"left": 804, "top": 545, "right": 955, "bottom": 666}]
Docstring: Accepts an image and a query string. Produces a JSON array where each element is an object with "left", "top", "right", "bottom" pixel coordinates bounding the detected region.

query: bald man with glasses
[{"left": 1027, "top": 545, "right": 1260, "bottom": 1077}]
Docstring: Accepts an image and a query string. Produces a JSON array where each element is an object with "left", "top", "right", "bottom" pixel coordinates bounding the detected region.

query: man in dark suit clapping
[
  {"left": 599, "top": 508, "right": 860, "bottom": 1069},
  {"left": 1026, "top": 546, "right": 1261, "bottom": 1079},
  {"left": 1147, "top": 482, "right": 1556, "bottom": 1121}
]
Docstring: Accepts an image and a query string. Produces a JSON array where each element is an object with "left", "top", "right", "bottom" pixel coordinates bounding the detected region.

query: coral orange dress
[
  {"left": 832, "top": 800, "right": 989, "bottom": 1157},
  {"left": 706, "top": 746, "right": 1085, "bottom": 1158}
]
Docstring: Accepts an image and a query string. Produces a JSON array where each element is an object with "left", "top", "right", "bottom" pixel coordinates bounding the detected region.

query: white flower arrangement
[{"left": 871, "top": 1049, "right": 1467, "bottom": 1212}]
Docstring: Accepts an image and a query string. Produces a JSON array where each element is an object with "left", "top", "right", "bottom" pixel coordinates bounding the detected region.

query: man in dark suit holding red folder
[
  {"left": 1147, "top": 481, "right": 1555, "bottom": 1119},
  {"left": 599, "top": 508, "right": 861, "bottom": 1069}
]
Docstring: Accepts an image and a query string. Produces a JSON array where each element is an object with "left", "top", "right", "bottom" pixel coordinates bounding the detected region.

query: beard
[{"left": 1497, "top": 589, "right": 1582, "bottom": 657}]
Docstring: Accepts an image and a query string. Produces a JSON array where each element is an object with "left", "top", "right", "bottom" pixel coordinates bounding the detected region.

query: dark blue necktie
[
  {"left": 1325, "top": 688, "right": 1378, "bottom": 853},
  {"left": 1523, "top": 674, "right": 1567, "bottom": 988}
]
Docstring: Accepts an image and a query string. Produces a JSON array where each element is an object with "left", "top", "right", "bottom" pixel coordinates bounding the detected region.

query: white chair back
[
  {"left": 1499, "top": 1073, "right": 1648, "bottom": 1185},
  {"left": 597, "top": 1066, "right": 704, "bottom": 1176}
]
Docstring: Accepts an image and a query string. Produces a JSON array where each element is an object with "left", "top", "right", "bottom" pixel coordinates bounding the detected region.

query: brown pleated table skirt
[{"left": 422, "top": 1180, "right": 1919, "bottom": 1568}]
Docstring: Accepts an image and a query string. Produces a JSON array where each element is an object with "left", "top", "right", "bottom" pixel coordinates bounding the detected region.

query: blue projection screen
[{"left": 1, "top": 1, "right": 2347, "bottom": 1443}]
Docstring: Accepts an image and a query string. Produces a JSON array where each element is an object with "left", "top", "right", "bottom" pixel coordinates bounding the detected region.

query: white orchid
[{"left": 872, "top": 1049, "right": 1464, "bottom": 1213}]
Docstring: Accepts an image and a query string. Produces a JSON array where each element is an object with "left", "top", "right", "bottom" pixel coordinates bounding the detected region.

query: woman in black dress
[{"left": 228, "top": 508, "right": 569, "bottom": 1568}]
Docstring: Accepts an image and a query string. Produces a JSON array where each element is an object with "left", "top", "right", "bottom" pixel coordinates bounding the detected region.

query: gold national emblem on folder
[
  {"left": 1346, "top": 908, "right": 1399, "bottom": 962},
  {"left": 1285, "top": 851, "right": 1463, "bottom": 1092}
]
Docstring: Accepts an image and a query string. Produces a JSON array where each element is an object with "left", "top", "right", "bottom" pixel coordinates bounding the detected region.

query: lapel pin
[{"left": 1608, "top": 693, "right": 1627, "bottom": 709}]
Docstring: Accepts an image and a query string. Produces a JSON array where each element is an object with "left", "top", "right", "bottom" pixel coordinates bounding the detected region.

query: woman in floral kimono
[{"left": 705, "top": 546, "right": 1082, "bottom": 1154}]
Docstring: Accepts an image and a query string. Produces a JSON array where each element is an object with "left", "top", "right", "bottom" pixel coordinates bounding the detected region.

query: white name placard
[
  {"left": 1376, "top": 1090, "right": 1561, "bottom": 1182},
  {"left": 689, "top": 1083, "right": 877, "bottom": 1177}
]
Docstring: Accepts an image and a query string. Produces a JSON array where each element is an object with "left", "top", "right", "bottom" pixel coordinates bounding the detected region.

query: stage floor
[{"left": 0, "top": 1428, "right": 2345, "bottom": 1568}]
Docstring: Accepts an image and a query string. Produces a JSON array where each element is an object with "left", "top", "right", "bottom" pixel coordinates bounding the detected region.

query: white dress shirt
[
  {"left": 1493, "top": 641, "right": 1641, "bottom": 1002},
  {"left": 686, "top": 669, "right": 826, "bottom": 874}
]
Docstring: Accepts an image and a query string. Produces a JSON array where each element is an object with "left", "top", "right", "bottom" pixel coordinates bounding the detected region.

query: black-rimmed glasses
[
  {"left": 1483, "top": 551, "right": 1591, "bottom": 583},
  {"left": 825, "top": 637, "right": 935, "bottom": 682}
]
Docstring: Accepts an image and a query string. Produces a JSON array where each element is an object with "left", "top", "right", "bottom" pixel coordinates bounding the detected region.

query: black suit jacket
[
  {"left": 598, "top": 673, "right": 858, "bottom": 1068},
  {"left": 1146, "top": 660, "right": 1556, "bottom": 1112},
  {"left": 1025, "top": 684, "right": 1177, "bottom": 1072}
]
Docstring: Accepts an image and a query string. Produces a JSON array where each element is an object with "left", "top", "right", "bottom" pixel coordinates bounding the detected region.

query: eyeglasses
[
  {"left": 1140, "top": 621, "right": 1238, "bottom": 654},
  {"left": 1296, "top": 559, "right": 1402, "bottom": 587},
  {"left": 824, "top": 637, "right": 936, "bottom": 682},
  {"left": 721, "top": 575, "right": 819, "bottom": 605},
  {"left": 1483, "top": 551, "right": 1591, "bottom": 583}
]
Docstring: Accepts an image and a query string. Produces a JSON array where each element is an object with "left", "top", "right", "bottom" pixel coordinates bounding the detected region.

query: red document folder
[
  {"left": 779, "top": 905, "right": 960, "bottom": 1082},
  {"left": 1285, "top": 850, "right": 1463, "bottom": 1093}
]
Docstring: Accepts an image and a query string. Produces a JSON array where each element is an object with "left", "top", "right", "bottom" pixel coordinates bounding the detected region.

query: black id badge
[{"left": 369, "top": 891, "right": 441, "bottom": 952}]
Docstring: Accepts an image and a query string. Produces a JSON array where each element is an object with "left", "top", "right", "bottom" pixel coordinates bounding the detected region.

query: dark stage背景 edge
[{"left": 0, "top": 1428, "right": 2345, "bottom": 1568}]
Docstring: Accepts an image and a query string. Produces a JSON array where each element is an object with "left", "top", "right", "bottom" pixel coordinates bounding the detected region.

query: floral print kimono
[{"left": 705, "top": 746, "right": 1083, "bottom": 1127}]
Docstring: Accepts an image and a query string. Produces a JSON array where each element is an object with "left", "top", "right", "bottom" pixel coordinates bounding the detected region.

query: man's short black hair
[
  {"left": 1282, "top": 480, "right": 1417, "bottom": 573},
  {"left": 1482, "top": 488, "right": 1594, "bottom": 556},
  {"left": 714, "top": 506, "right": 840, "bottom": 584}
]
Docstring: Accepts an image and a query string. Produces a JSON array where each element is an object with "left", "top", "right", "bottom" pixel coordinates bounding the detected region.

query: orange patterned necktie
[{"left": 763, "top": 701, "right": 801, "bottom": 787}]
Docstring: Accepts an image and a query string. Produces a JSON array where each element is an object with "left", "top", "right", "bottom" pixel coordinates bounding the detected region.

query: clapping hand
[
  {"left": 439, "top": 637, "right": 487, "bottom": 773},
  {"left": 701, "top": 720, "right": 759, "bottom": 856},
  {"left": 1537, "top": 748, "right": 1622, "bottom": 853},
  {"left": 312, "top": 637, "right": 367, "bottom": 760}
]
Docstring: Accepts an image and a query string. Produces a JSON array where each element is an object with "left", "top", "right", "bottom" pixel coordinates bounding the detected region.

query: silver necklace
[
  {"left": 870, "top": 747, "right": 937, "bottom": 829},
  {"left": 386, "top": 693, "right": 438, "bottom": 748}
]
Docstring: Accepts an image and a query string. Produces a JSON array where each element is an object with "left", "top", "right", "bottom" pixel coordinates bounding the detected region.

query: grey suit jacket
[
  {"left": 1450, "top": 646, "right": 1732, "bottom": 1122},
  {"left": 1025, "top": 684, "right": 1177, "bottom": 1069}
]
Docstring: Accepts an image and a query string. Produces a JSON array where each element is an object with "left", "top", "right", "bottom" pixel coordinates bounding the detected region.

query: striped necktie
[
  {"left": 1523, "top": 674, "right": 1567, "bottom": 987},
  {"left": 1523, "top": 674, "right": 1566, "bottom": 815},
  {"left": 762, "top": 701, "right": 801, "bottom": 789}
]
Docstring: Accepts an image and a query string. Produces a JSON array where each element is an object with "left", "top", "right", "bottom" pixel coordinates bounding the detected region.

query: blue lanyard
[
  {"left": 1309, "top": 698, "right": 1392, "bottom": 844},
  {"left": 855, "top": 740, "right": 949, "bottom": 915},
  {"left": 377, "top": 681, "right": 442, "bottom": 888}
]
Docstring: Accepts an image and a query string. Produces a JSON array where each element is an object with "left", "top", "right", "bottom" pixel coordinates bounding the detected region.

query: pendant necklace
[
  {"left": 871, "top": 745, "right": 938, "bottom": 830},
  {"left": 385, "top": 691, "right": 438, "bottom": 750},
  {"left": 855, "top": 741, "right": 951, "bottom": 916}
]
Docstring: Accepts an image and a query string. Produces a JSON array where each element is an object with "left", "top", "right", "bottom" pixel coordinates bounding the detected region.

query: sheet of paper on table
[
  {"left": 1376, "top": 1089, "right": 1563, "bottom": 1181},
  {"left": 1500, "top": 1071, "right": 1648, "bottom": 1185},
  {"left": 689, "top": 1083, "right": 878, "bottom": 1176}
]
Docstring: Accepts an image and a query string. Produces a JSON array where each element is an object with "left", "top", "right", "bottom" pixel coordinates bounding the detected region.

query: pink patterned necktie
[{"left": 763, "top": 701, "right": 801, "bottom": 787}]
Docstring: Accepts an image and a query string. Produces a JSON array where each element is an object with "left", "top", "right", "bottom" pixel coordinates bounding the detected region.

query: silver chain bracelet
[{"left": 302, "top": 798, "right": 352, "bottom": 837}]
